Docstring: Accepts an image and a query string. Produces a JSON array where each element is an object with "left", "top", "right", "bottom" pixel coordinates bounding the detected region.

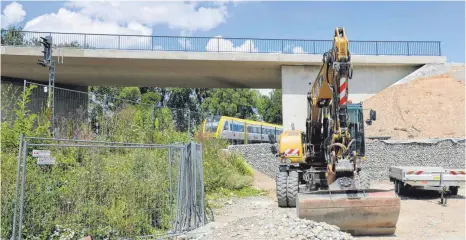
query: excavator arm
[
  {"left": 276, "top": 27, "right": 400, "bottom": 236},
  {"left": 304, "top": 27, "right": 355, "bottom": 181}
]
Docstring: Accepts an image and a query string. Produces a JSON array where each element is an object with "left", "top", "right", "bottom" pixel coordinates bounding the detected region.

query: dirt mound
[{"left": 363, "top": 74, "right": 465, "bottom": 140}]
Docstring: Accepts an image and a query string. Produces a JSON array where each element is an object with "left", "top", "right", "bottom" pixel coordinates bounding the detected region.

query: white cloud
[
  {"left": 206, "top": 36, "right": 258, "bottom": 52},
  {"left": 292, "top": 46, "right": 306, "bottom": 54},
  {"left": 23, "top": 8, "right": 153, "bottom": 49},
  {"left": 65, "top": 1, "right": 228, "bottom": 33},
  {"left": 17, "top": 1, "right": 232, "bottom": 50},
  {"left": 1, "top": 1, "right": 26, "bottom": 29}
]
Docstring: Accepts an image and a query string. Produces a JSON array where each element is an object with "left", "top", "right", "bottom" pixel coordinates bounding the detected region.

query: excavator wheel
[
  {"left": 287, "top": 171, "right": 299, "bottom": 207},
  {"left": 276, "top": 171, "right": 288, "bottom": 207}
]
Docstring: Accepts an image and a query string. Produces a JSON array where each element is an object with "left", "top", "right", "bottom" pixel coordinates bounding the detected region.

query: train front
[{"left": 202, "top": 116, "right": 221, "bottom": 138}]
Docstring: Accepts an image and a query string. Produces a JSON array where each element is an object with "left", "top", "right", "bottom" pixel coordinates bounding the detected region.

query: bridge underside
[
  {"left": 2, "top": 54, "right": 281, "bottom": 89},
  {"left": 1, "top": 46, "right": 445, "bottom": 89},
  {"left": 1, "top": 46, "right": 446, "bottom": 130}
]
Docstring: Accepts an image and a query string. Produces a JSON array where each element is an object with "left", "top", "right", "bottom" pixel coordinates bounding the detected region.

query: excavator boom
[{"left": 276, "top": 27, "right": 400, "bottom": 236}]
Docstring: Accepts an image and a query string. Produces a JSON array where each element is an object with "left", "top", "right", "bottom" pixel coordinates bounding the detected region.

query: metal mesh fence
[
  {"left": 15, "top": 81, "right": 209, "bottom": 141},
  {"left": 10, "top": 136, "right": 205, "bottom": 240}
]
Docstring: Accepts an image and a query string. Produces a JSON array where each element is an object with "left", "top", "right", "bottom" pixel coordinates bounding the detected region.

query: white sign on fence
[
  {"left": 32, "top": 150, "right": 51, "bottom": 157},
  {"left": 37, "top": 156, "right": 56, "bottom": 165}
]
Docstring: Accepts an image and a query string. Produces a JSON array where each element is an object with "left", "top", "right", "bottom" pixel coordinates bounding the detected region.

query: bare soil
[{"left": 363, "top": 74, "right": 465, "bottom": 140}]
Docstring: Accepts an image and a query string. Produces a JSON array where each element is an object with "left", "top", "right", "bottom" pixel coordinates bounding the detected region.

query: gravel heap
[
  {"left": 362, "top": 63, "right": 465, "bottom": 140},
  {"left": 228, "top": 143, "right": 279, "bottom": 179},
  {"left": 229, "top": 139, "right": 466, "bottom": 182},
  {"left": 199, "top": 198, "right": 353, "bottom": 240},
  {"left": 363, "top": 138, "right": 466, "bottom": 181}
]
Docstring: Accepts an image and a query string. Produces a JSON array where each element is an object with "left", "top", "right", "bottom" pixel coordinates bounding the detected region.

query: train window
[
  {"left": 232, "top": 123, "right": 244, "bottom": 132},
  {"left": 254, "top": 127, "right": 259, "bottom": 134},
  {"left": 205, "top": 116, "right": 220, "bottom": 133},
  {"left": 247, "top": 126, "right": 252, "bottom": 132},
  {"left": 223, "top": 121, "right": 229, "bottom": 130}
]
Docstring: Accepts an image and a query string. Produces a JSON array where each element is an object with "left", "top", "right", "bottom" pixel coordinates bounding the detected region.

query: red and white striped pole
[{"left": 339, "top": 77, "right": 347, "bottom": 105}]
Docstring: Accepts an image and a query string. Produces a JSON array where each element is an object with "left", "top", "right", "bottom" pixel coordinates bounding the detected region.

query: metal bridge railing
[{"left": 1, "top": 30, "right": 442, "bottom": 56}]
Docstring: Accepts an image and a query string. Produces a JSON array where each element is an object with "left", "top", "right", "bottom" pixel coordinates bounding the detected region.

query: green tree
[
  {"left": 257, "top": 89, "right": 282, "bottom": 124},
  {"left": 118, "top": 87, "right": 141, "bottom": 103},
  {"left": 165, "top": 88, "right": 200, "bottom": 132},
  {"left": 201, "top": 89, "right": 260, "bottom": 120},
  {"left": 141, "top": 91, "right": 161, "bottom": 105},
  {"left": 1, "top": 26, "right": 24, "bottom": 45}
]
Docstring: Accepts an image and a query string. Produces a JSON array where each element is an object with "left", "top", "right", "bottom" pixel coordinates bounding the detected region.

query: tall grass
[{"left": 1, "top": 83, "right": 253, "bottom": 239}]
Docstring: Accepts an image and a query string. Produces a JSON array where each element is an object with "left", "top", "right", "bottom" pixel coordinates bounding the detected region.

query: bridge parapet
[{"left": 1, "top": 30, "right": 441, "bottom": 56}]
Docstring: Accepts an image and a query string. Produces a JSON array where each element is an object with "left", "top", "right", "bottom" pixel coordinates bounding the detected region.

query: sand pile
[{"left": 363, "top": 72, "right": 465, "bottom": 140}]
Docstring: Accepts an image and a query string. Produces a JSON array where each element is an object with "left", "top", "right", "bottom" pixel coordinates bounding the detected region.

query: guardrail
[{"left": 1, "top": 30, "right": 442, "bottom": 56}]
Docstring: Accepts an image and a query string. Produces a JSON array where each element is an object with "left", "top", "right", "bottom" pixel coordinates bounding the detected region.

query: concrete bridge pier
[{"left": 280, "top": 64, "right": 419, "bottom": 131}]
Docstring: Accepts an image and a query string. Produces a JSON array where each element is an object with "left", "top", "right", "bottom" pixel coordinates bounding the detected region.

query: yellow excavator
[{"left": 275, "top": 28, "right": 400, "bottom": 235}]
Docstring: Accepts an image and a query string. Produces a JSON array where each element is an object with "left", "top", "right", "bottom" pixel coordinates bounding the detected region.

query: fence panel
[
  {"left": 19, "top": 81, "right": 210, "bottom": 142},
  {"left": 9, "top": 137, "right": 206, "bottom": 240}
]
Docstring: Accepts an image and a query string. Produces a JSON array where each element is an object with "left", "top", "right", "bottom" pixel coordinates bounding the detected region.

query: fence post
[
  {"left": 313, "top": 41, "right": 316, "bottom": 54},
  {"left": 375, "top": 42, "right": 379, "bottom": 55},
  {"left": 11, "top": 134, "right": 24, "bottom": 240},
  {"left": 151, "top": 104, "right": 156, "bottom": 143},
  {"left": 407, "top": 41, "right": 410, "bottom": 56},
  {"left": 23, "top": 80, "right": 26, "bottom": 97},
  {"left": 217, "top": 38, "right": 220, "bottom": 52},
  {"left": 17, "top": 141, "right": 28, "bottom": 240},
  {"left": 191, "top": 142, "right": 197, "bottom": 228},
  {"left": 187, "top": 109, "right": 191, "bottom": 135},
  {"left": 438, "top": 41, "right": 441, "bottom": 56},
  {"left": 118, "top": 35, "right": 120, "bottom": 50},
  {"left": 102, "top": 94, "right": 107, "bottom": 137},
  {"left": 168, "top": 147, "right": 173, "bottom": 230},
  {"left": 84, "top": 34, "right": 87, "bottom": 48},
  {"left": 198, "top": 144, "right": 205, "bottom": 226}
]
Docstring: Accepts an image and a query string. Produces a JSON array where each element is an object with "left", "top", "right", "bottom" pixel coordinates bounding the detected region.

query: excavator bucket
[{"left": 297, "top": 189, "right": 400, "bottom": 236}]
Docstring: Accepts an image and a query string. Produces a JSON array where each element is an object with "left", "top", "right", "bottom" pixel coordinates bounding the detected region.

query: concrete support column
[
  {"left": 281, "top": 64, "right": 419, "bottom": 131},
  {"left": 281, "top": 65, "right": 320, "bottom": 131}
]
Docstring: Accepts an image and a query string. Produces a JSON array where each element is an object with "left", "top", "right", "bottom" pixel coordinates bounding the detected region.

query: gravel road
[{"left": 197, "top": 170, "right": 465, "bottom": 240}]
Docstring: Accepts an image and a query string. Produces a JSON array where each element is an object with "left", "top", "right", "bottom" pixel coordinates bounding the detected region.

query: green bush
[{"left": 1, "top": 84, "right": 254, "bottom": 239}]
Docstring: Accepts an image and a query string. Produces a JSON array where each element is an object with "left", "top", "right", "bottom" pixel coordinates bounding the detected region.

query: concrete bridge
[{"left": 0, "top": 31, "right": 446, "bottom": 130}]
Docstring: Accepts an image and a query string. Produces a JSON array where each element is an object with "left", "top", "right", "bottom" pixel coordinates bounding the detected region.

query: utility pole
[{"left": 38, "top": 36, "right": 56, "bottom": 137}]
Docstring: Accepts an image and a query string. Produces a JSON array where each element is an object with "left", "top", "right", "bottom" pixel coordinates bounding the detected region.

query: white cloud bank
[
  {"left": 65, "top": 1, "right": 228, "bottom": 34},
  {"left": 11, "top": 1, "right": 231, "bottom": 49},
  {"left": 206, "top": 35, "right": 258, "bottom": 52},
  {"left": 1, "top": 1, "right": 26, "bottom": 29}
]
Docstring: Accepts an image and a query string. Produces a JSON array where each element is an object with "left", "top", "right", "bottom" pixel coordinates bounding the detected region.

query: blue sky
[{"left": 1, "top": 1, "right": 465, "bottom": 62}]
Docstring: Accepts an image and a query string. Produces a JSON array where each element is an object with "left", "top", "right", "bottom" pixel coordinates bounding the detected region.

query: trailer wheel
[
  {"left": 276, "top": 171, "right": 288, "bottom": 207},
  {"left": 448, "top": 186, "right": 458, "bottom": 196},
  {"left": 395, "top": 181, "right": 405, "bottom": 195},
  {"left": 287, "top": 171, "right": 299, "bottom": 207}
]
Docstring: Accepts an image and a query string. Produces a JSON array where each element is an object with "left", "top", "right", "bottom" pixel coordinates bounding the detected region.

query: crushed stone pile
[
  {"left": 198, "top": 198, "right": 353, "bottom": 240},
  {"left": 228, "top": 143, "right": 279, "bottom": 179},
  {"left": 363, "top": 63, "right": 465, "bottom": 140}
]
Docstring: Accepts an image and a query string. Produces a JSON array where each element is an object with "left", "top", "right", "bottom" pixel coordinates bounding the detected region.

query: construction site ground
[{"left": 204, "top": 169, "right": 465, "bottom": 240}]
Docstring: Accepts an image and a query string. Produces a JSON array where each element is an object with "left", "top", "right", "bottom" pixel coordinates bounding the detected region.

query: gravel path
[
  {"left": 198, "top": 196, "right": 353, "bottom": 240},
  {"left": 194, "top": 170, "right": 465, "bottom": 240}
]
